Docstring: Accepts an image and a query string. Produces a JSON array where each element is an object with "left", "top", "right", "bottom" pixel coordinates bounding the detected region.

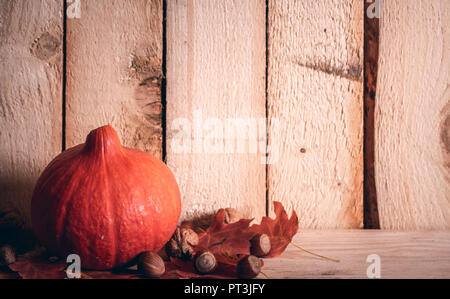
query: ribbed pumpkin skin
[{"left": 31, "top": 126, "right": 181, "bottom": 269}]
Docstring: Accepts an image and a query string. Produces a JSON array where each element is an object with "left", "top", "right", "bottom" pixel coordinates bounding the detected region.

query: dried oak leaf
[
  {"left": 162, "top": 257, "right": 237, "bottom": 279},
  {"left": 8, "top": 249, "right": 66, "bottom": 279},
  {"left": 249, "top": 201, "right": 299, "bottom": 258},
  {"left": 195, "top": 209, "right": 255, "bottom": 257},
  {"left": 9, "top": 249, "right": 142, "bottom": 279},
  {"left": 81, "top": 268, "right": 141, "bottom": 279}
]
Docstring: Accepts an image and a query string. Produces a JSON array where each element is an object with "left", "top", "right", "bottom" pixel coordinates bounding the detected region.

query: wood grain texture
[
  {"left": 166, "top": 0, "right": 266, "bottom": 221},
  {"left": 267, "top": 0, "right": 364, "bottom": 228},
  {"left": 66, "top": 0, "right": 163, "bottom": 158},
  {"left": 0, "top": 0, "right": 63, "bottom": 227},
  {"left": 261, "top": 230, "right": 450, "bottom": 278},
  {"left": 375, "top": 0, "right": 450, "bottom": 229}
]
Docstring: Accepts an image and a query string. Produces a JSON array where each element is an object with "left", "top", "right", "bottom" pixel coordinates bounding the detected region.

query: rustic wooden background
[{"left": 0, "top": 0, "right": 449, "bottom": 230}]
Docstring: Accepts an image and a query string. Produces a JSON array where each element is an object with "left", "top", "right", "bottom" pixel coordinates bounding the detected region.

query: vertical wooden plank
[
  {"left": 267, "top": 0, "right": 364, "bottom": 228},
  {"left": 166, "top": 0, "right": 266, "bottom": 221},
  {"left": 0, "top": 0, "right": 63, "bottom": 227},
  {"left": 66, "top": 0, "right": 163, "bottom": 158},
  {"left": 376, "top": 0, "right": 450, "bottom": 229}
]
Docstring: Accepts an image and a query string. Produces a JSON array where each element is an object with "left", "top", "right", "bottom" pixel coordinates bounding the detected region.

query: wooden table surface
[
  {"left": 261, "top": 230, "right": 450, "bottom": 279},
  {"left": 1, "top": 230, "right": 449, "bottom": 279}
]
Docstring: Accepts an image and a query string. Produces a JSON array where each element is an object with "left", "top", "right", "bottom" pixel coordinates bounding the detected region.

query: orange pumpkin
[{"left": 31, "top": 125, "right": 181, "bottom": 269}]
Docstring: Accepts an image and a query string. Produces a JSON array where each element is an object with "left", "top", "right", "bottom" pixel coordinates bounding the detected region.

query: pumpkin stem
[{"left": 84, "top": 125, "right": 122, "bottom": 154}]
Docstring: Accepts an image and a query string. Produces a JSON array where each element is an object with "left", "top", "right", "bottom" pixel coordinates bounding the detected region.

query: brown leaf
[
  {"left": 82, "top": 268, "right": 142, "bottom": 279},
  {"left": 8, "top": 249, "right": 66, "bottom": 279},
  {"left": 196, "top": 209, "right": 255, "bottom": 257},
  {"left": 163, "top": 257, "right": 237, "bottom": 279},
  {"left": 249, "top": 201, "right": 299, "bottom": 257},
  {"left": 9, "top": 249, "right": 142, "bottom": 279}
]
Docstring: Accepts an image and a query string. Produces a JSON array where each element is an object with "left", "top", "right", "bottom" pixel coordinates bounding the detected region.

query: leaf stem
[
  {"left": 259, "top": 271, "right": 270, "bottom": 279},
  {"left": 290, "top": 242, "right": 340, "bottom": 263}
]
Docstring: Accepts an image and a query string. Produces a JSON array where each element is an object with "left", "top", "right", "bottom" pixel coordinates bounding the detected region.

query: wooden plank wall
[
  {"left": 166, "top": 0, "right": 267, "bottom": 221},
  {"left": 66, "top": 0, "right": 163, "bottom": 159},
  {"left": 375, "top": 0, "right": 450, "bottom": 229},
  {"left": 1, "top": 0, "right": 449, "bottom": 230},
  {"left": 0, "top": 0, "right": 63, "bottom": 227},
  {"left": 267, "top": 0, "right": 364, "bottom": 228}
]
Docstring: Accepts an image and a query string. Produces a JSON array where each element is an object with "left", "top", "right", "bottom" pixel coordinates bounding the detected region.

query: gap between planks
[
  {"left": 62, "top": 0, "right": 67, "bottom": 151},
  {"left": 363, "top": 0, "right": 380, "bottom": 228}
]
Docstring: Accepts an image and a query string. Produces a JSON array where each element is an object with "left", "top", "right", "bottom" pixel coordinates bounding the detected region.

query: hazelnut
[
  {"left": 0, "top": 244, "right": 16, "bottom": 266},
  {"left": 165, "top": 227, "right": 199, "bottom": 260},
  {"left": 250, "top": 234, "right": 271, "bottom": 257},
  {"left": 194, "top": 250, "right": 217, "bottom": 274},
  {"left": 138, "top": 251, "right": 165, "bottom": 278},
  {"left": 237, "top": 255, "right": 262, "bottom": 279},
  {"left": 223, "top": 208, "right": 241, "bottom": 224},
  {"left": 157, "top": 247, "right": 169, "bottom": 261}
]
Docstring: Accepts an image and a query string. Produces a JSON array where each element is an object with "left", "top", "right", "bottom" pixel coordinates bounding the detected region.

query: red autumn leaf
[
  {"left": 9, "top": 249, "right": 143, "bottom": 279},
  {"left": 8, "top": 249, "right": 66, "bottom": 279},
  {"left": 249, "top": 201, "right": 298, "bottom": 258},
  {"left": 162, "top": 257, "right": 238, "bottom": 279},
  {"left": 195, "top": 209, "right": 255, "bottom": 257},
  {"left": 80, "top": 267, "right": 142, "bottom": 279}
]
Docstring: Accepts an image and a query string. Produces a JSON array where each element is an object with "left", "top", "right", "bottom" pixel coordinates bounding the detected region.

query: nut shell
[
  {"left": 223, "top": 208, "right": 241, "bottom": 224},
  {"left": 138, "top": 251, "right": 165, "bottom": 278},
  {"left": 250, "top": 233, "right": 271, "bottom": 257},
  {"left": 165, "top": 227, "right": 199, "bottom": 260},
  {"left": 237, "top": 255, "right": 262, "bottom": 279},
  {"left": 194, "top": 251, "right": 217, "bottom": 274}
]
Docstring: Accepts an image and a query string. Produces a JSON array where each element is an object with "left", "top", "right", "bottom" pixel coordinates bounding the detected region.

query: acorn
[
  {"left": 137, "top": 251, "right": 165, "bottom": 278},
  {"left": 237, "top": 255, "right": 262, "bottom": 279},
  {"left": 223, "top": 208, "right": 241, "bottom": 224},
  {"left": 194, "top": 250, "right": 217, "bottom": 274},
  {"left": 250, "top": 233, "right": 271, "bottom": 257}
]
